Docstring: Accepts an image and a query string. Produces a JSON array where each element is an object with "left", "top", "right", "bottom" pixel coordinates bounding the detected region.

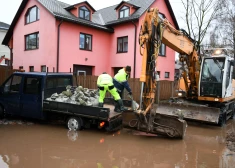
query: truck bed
[
  {"left": 43, "top": 100, "right": 121, "bottom": 121},
  {"left": 103, "top": 104, "right": 121, "bottom": 118}
]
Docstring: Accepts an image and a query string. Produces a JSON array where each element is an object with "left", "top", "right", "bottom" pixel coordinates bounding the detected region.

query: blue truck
[{"left": 0, "top": 72, "right": 123, "bottom": 131}]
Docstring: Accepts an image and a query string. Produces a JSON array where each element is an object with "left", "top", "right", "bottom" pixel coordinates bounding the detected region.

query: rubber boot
[
  {"left": 98, "top": 103, "right": 103, "bottom": 107},
  {"left": 114, "top": 101, "right": 121, "bottom": 112},
  {"left": 117, "top": 99, "right": 128, "bottom": 111}
]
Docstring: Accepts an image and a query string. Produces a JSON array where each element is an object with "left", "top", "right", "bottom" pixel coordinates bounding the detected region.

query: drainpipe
[
  {"left": 131, "top": 21, "right": 137, "bottom": 78},
  {"left": 8, "top": 46, "right": 13, "bottom": 69},
  {"left": 57, "top": 20, "right": 63, "bottom": 73}
]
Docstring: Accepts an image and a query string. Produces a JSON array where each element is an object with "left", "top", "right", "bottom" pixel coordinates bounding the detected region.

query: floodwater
[{"left": 0, "top": 119, "right": 235, "bottom": 168}]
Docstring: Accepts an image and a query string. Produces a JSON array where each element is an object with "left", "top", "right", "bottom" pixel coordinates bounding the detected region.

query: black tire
[
  {"left": 0, "top": 106, "right": 4, "bottom": 119},
  {"left": 66, "top": 117, "right": 82, "bottom": 131}
]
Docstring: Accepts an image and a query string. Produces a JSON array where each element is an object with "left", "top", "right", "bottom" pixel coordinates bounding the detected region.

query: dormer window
[
  {"left": 119, "top": 6, "right": 130, "bottom": 18},
  {"left": 25, "top": 6, "right": 40, "bottom": 24},
  {"left": 79, "top": 6, "right": 90, "bottom": 20}
]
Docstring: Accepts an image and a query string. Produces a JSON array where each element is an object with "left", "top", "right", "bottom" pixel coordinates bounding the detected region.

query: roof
[
  {"left": 96, "top": 0, "right": 155, "bottom": 26},
  {"left": 0, "top": 22, "right": 10, "bottom": 30},
  {"left": 2, "top": 0, "right": 179, "bottom": 45}
]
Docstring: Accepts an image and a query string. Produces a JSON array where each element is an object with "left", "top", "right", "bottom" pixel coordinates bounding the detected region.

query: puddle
[{"left": 0, "top": 119, "right": 234, "bottom": 167}]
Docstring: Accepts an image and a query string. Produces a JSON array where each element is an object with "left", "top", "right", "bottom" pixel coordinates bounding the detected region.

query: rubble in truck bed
[
  {"left": 46, "top": 85, "right": 100, "bottom": 106},
  {"left": 226, "top": 131, "right": 235, "bottom": 152}
]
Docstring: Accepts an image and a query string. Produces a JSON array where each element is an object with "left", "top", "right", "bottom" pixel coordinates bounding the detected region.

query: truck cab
[{"left": 0, "top": 72, "right": 73, "bottom": 119}]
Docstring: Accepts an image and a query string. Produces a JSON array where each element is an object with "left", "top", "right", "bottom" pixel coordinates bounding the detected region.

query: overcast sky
[{"left": 0, "top": 0, "right": 185, "bottom": 27}]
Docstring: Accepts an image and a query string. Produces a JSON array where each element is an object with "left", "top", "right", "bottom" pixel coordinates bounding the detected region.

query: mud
[{"left": 0, "top": 119, "right": 235, "bottom": 168}]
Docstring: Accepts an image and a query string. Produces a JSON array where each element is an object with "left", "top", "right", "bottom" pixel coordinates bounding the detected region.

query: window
[
  {"left": 80, "top": 33, "right": 92, "bottom": 51},
  {"left": 29, "top": 66, "right": 34, "bottom": 72},
  {"left": 4, "top": 75, "right": 22, "bottom": 93},
  {"left": 46, "top": 77, "right": 72, "bottom": 89},
  {"left": 117, "top": 36, "right": 128, "bottom": 53},
  {"left": 25, "top": 6, "right": 40, "bottom": 24},
  {"left": 165, "top": 72, "right": 170, "bottom": 78},
  {"left": 79, "top": 6, "right": 90, "bottom": 20},
  {"left": 41, "top": 65, "right": 46, "bottom": 72},
  {"left": 5, "top": 60, "right": 10, "bottom": 66},
  {"left": 159, "top": 43, "right": 166, "bottom": 56},
  {"left": 119, "top": 6, "right": 130, "bottom": 18},
  {"left": 23, "top": 77, "right": 41, "bottom": 95},
  {"left": 159, "top": 13, "right": 165, "bottom": 20},
  {"left": 25, "top": 32, "right": 39, "bottom": 50},
  {"left": 19, "top": 66, "right": 24, "bottom": 70},
  {"left": 157, "top": 71, "right": 160, "bottom": 78}
]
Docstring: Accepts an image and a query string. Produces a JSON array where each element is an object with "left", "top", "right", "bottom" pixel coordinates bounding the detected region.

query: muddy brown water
[{"left": 0, "top": 119, "right": 235, "bottom": 168}]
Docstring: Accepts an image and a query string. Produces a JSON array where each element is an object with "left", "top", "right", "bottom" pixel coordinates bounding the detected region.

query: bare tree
[
  {"left": 211, "top": 0, "right": 235, "bottom": 52},
  {"left": 180, "top": 0, "right": 221, "bottom": 51}
]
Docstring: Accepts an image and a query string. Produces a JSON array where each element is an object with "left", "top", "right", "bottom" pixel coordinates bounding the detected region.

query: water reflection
[
  {"left": 67, "top": 130, "right": 78, "bottom": 142},
  {"left": 0, "top": 120, "right": 234, "bottom": 168}
]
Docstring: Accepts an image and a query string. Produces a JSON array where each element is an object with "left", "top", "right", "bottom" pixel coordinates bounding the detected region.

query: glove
[{"left": 128, "top": 92, "right": 132, "bottom": 96}]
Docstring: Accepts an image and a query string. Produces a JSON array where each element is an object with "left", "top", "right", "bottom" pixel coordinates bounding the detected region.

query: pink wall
[
  {"left": 148, "top": 0, "right": 177, "bottom": 81},
  {"left": 13, "top": 0, "right": 57, "bottom": 72},
  {"left": 110, "top": 0, "right": 176, "bottom": 81},
  {"left": 12, "top": 0, "right": 177, "bottom": 81},
  {"left": 109, "top": 22, "right": 136, "bottom": 77},
  {"left": 59, "top": 21, "right": 112, "bottom": 75}
]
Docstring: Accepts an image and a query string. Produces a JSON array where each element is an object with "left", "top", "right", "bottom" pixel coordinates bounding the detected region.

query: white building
[{"left": 0, "top": 21, "right": 10, "bottom": 65}]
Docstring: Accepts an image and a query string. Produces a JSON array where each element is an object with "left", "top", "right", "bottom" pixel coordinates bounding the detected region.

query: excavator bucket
[
  {"left": 122, "top": 104, "right": 187, "bottom": 139},
  {"left": 157, "top": 101, "right": 221, "bottom": 124}
]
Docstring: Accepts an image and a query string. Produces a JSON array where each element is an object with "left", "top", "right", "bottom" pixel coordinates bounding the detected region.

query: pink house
[{"left": 2, "top": 0, "right": 179, "bottom": 81}]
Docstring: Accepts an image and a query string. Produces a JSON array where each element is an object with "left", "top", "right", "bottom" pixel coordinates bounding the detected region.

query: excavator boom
[{"left": 122, "top": 8, "right": 187, "bottom": 139}]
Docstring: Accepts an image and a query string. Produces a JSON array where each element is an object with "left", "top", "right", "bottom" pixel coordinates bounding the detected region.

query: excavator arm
[{"left": 122, "top": 8, "right": 189, "bottom": 138}]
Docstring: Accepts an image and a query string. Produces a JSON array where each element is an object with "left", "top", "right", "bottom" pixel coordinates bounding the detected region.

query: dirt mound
[{"left": 226, "top": 131, "right": 235, "bottom": 152}]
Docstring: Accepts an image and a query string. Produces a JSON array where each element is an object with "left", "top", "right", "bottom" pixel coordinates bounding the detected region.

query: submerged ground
[{"left": 0, "top": 118, "right": 235, "bottom": 168}]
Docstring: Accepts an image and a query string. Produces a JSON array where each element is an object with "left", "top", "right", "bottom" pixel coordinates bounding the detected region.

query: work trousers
[{"left": 99, "top": 85, "right": 120, "bottom": 103}]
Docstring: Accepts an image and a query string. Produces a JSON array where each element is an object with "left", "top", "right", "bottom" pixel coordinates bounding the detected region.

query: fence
[
  {"left": 0, "top": 70, "right": 178, "bottom": 101},
  {"left": 74, "top": 75, "right": 178, "bottom": 102},
  {"left": 0, "top": 66, "right": 13, "bottom": 85}
]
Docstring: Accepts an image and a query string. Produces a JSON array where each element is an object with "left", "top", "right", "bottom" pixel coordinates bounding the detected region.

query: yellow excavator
[{"left": 122, "top": 7, "right": 235, "bottom": 138}]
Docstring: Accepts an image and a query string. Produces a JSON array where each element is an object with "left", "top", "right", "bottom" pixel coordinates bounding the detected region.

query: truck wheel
[
  {"left": 67, "top": 117, "right": 81, "bottom": 131},
  {"left": 0, "top": 106, "right": 4, "bottom": 119}
]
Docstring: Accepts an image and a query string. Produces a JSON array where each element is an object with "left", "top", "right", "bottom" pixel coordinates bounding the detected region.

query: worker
[
  {"left": 97, "top": 72, "right": 125, "bottom": 112},
  {"left": 113, "top": 65, "right": 132, "bottom": 98}
]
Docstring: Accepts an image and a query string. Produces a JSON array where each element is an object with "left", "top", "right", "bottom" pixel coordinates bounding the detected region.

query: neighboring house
[
  {"left": 0, "top": 22, "right": 10, "bottom": 66},
  {"left": 175, "top": 59, "right": 181, "bottom": 80},
  {"left": 2, "top": 0, "right": 179, "bottom": 81}
]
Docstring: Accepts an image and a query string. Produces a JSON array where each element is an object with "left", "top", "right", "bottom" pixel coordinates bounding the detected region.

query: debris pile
[
  {"left": 226, "top": 131, "right": 235, "bottom": 152},
  {"left": 46, "top": 85, "right": 99, "bottom": 106}
]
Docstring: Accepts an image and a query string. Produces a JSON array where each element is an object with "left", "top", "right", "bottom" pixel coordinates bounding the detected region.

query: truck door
[
  {"left": 20, "top": 76, "right": 43, "bottom": 119},
  {"left": 1, "top": 75, "right": 22, "bottom": 115}
]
